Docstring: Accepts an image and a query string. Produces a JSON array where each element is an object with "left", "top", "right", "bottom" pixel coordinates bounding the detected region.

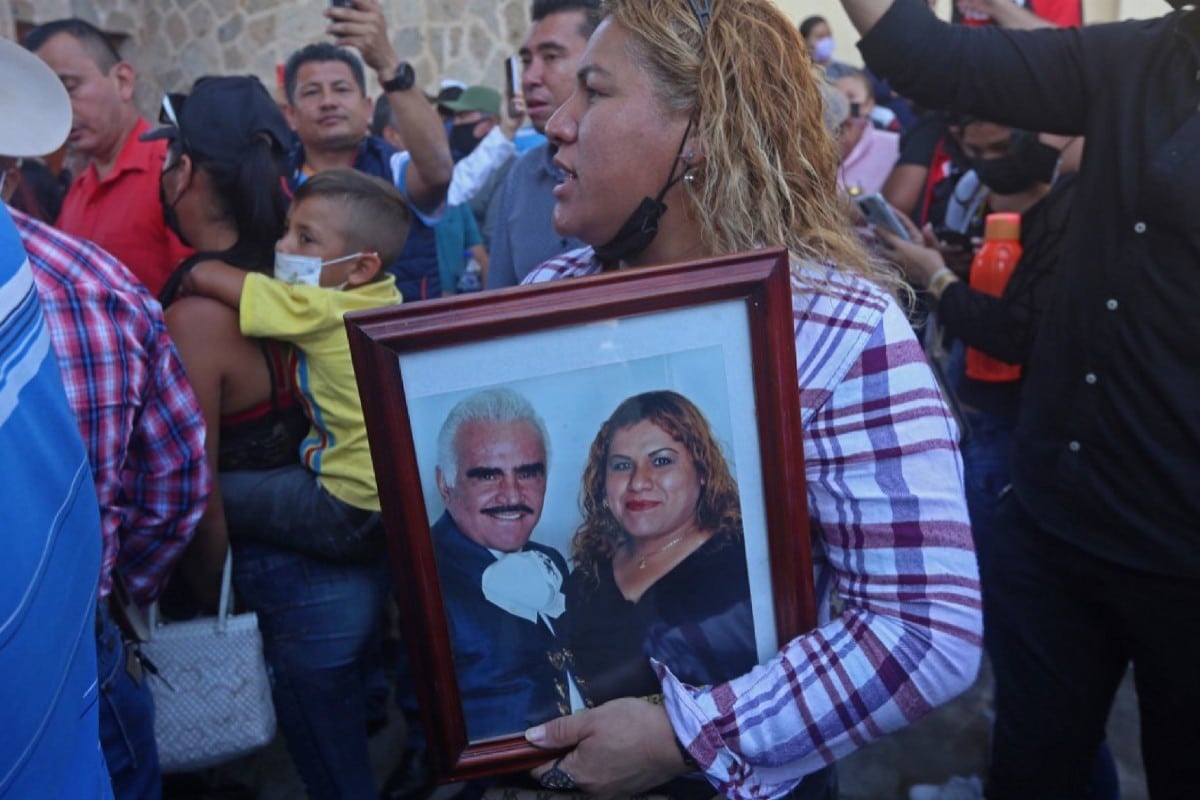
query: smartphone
[
  {"left": 855, "top": 192, "right": 912, "bottom": 242},
  {"left": 932, "top": 226, "right": 974, "bottom": 250},
  {"left": 330, "top": 0, "right": 356, "bottom": 7},
  {"left": 505, "top": 54, "right": 521, "bottom": 97}
]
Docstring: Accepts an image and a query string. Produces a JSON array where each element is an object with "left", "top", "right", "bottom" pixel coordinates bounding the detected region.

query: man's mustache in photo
[{"left": 482, "top": 504, "right": 536, "bottom": 518}]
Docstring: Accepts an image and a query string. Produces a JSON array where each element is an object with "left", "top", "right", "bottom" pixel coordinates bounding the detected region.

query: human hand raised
[
  {"left": 526, "top": 698, "right": 691, "bottom": 799},
  {"left": 500, "top": 92, "right": 527, "bottom": 139},
  {"left": 325, "top": 0, "right": 400, "bottom": 77}
]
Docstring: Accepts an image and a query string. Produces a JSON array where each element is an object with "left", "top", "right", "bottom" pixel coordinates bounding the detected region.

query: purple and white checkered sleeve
[
  {"left": 659, "top": 283, "right": 982, "bottom": 799},
  {"left": 522, "top": 246, "right": 600, "bottom": 284}
]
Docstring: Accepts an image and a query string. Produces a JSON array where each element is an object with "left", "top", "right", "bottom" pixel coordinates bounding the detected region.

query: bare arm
[
  {"left": 163, "top": 298, "right": 235, "bottom": 610},
  {"left": 328, "top": 0, "right": 452, "bottom": 212},
  {"left": 183, "top": 260, "right": 249, "bottom": 310},
  {"left": 881, "top": 163, "right": 929, "bottom": 219}
]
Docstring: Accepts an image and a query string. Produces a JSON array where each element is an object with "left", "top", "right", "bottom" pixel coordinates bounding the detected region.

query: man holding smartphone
[
  {"left": 283, "top": 0, "right": 453, "bottom": 302},
  {"left": 485, "top": 0, "right": 601, "bottom": 288}
]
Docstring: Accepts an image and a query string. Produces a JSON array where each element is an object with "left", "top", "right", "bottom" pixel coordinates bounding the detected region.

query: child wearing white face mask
[{"left": 183, "top": 167, "right": 406, "bottom": 561}]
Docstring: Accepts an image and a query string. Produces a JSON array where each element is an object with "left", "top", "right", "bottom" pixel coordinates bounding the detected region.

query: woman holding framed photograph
[
  {"left": 565, "top": 391, "right": 755, "bottom": 707},
  {"left": 521, "top": 1, "right": 982, "bottom": 798}
]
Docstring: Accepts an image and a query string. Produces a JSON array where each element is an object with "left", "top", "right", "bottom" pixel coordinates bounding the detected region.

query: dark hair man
[
  {"left": 842, "top": 0, "right": 1200, "bottom": 796},
  {"left": 25, "top": 18, "right": 193, "bottom": 295},
  {"left": 485, "top": 0, "right": 601, "bottom": 288},
  {"left": 286, "top": 0, "right": 451, "bottom": 301}
]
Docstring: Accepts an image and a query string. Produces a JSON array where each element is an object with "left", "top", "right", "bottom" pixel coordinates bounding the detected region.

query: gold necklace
[{"left": 636, "top": 533, "right": 688, "bottom": 570}]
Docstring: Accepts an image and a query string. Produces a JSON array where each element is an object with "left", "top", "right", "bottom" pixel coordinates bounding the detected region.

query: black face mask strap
[
  {"left": 594, "top": 0, "right": 709, "bottom": 267},
  {"left": 657, "top": 114, "right": 697, "bottom": 202},
  {"left": 593, "top": 115, "right": 697, "bottom": 266}
]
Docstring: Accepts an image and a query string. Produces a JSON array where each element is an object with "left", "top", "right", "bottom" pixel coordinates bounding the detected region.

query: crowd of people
[{"left": 3, "top": 0, "right": 1196, "bottom": 799}]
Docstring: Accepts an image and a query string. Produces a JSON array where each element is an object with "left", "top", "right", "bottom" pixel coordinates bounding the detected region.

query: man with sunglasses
[{"left": 24, "top": 19, "right": 193, "bottom": 296}]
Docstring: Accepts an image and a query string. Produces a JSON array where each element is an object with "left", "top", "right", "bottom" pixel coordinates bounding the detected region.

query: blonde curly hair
[{"left": 601, "top": 0, "right": 903, "bottom": 294}]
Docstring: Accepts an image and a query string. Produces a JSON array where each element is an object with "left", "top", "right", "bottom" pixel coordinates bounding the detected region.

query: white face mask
[
  {"left": 273, "top": 250, "right": 363, "bottom": 287},
  {"left": 813, "top": 36, "right": 836, "bottom": 63}
]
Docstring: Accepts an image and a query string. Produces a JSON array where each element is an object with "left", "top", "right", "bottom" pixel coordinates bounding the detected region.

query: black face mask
[
  {"left": 593, "top": 196, "right": 671, "bottom": 265},
  {"left": 159, "top": 161, "right": 194, "bottom": 248},
  {"left": 448, "top": 122, "right": 484, "bottom": 161},
  {"left": 593, "top": 118, "right": 695, "bottom": 267},
  {"left": 971, "top": 132, "right": 1060, "bottom": 196}
]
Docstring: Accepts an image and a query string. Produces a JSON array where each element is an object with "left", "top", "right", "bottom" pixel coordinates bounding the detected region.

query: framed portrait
[{"left": 346, "top": 248, "right": 816, "bottom": 782}]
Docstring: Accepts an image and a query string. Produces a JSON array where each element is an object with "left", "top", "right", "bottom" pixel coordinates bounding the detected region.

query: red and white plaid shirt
[
  {"left": 15, "top": 209, "right": 209, "bottom": 605},
  {"left": 527, "top": 248, "right": 982, "bottom": 798}
]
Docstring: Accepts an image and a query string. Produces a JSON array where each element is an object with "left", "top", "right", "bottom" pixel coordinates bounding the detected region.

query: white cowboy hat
[{"left": 0, "top": 37, "right": 71, "bottom": 157}]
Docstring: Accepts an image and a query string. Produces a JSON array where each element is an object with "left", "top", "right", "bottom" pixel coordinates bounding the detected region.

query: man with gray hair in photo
[{"left": 413, "top": 388, "right": 574, "bottom": 744}]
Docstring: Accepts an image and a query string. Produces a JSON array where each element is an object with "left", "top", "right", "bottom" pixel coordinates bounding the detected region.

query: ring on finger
[{"left": 538, "top": 758, "right": 578, "bottom": 791}]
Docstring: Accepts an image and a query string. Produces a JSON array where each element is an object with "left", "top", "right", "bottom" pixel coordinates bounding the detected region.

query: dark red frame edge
[{"left": 345, "top": 248, "right": 816, "bottom": 782}]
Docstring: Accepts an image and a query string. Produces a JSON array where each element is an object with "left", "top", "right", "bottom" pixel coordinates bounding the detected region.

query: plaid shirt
[
  {"left": 14, "top": 209, "right": 209, "bottom": 605},
  {"left": 526, "top": 249, "right": 982, "bottom": 798}
]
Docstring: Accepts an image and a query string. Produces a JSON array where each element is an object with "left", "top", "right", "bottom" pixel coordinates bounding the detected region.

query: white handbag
[{"left": 142, "top": 551, "right": 276, "bottom": 773}]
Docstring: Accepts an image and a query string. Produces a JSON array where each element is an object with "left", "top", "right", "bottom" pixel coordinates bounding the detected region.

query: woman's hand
[
  {"left": 877, "top": 221, "right": 947, "bottom": 290},
  {"left": 526, "top": 698, "right": 691, "bottom": 799}
]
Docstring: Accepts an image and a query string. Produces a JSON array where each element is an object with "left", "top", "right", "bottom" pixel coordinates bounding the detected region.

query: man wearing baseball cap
[{"left": 440, "top": 85, "right": 504, "bottom": 161}]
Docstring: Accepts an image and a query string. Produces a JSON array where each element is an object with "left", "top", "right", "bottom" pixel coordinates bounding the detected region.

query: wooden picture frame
[{"left": 346, "top": 248, "right": 816, "bottom": 782}]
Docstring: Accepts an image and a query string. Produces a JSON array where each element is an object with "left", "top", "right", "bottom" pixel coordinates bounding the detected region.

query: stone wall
[
  {"left": 0, "top": 0, "right": 1165, "bottom": 118},
  {"left": 3, "top": 0, "right": 529, "bottom": 117}
]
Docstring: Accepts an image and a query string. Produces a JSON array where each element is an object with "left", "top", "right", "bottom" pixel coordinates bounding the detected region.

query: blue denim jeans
[
  {"left": 959, "top": 407, "right": 1016, "bottom": 579},
  {"left": 96, "top": 604, "right": 161, "bottom": 800},
  {"left": 231, "top": 538, "right": 389, "bottom": 800},
  {"left": 221, "top": 465, "right": 385, "bottom": 563}
]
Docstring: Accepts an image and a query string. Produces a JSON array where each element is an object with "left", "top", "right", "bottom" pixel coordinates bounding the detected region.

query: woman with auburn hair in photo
[
  {"left": 520, "top": 2, "right": 981, "bottom": 799},
  {"left": 566, "top": 391, "right": 753, "bottom": 704}
]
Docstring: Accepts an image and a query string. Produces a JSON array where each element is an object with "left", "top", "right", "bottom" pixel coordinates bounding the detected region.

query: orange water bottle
[{"left": 966, "top": 213, "right": 1023, "bottom": 382}]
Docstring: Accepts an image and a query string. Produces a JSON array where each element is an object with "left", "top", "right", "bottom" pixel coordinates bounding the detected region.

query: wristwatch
[{"left": 381, "top": 62, "right": 416, "bottom": 93}]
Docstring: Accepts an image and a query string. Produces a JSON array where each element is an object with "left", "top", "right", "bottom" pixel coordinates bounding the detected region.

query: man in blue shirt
[
  {"left": 485, "top": 0, "right": 600, "bottom": 288},
  {"left": 288, "top": 0, "right": 453, "bottom": 300},
  {"left": 0, "top": 37, "right": 110, "bottom": 800}
]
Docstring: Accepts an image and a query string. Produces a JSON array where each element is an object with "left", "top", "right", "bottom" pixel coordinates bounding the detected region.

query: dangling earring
[
  {"left": 683, "top": 168, "right": 697, "bottom": 185},
  {"left": 601, "top": 498, "right": 609, "bottom": 509}
]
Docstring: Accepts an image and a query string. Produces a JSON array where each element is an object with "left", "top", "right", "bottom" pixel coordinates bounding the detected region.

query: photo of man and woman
[{"left": 399, "top": 309, "right": 779, "bottom": 746}]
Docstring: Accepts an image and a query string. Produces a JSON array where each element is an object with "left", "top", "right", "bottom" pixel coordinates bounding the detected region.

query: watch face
[{"left": 388, "top": 62, "right": 415, "bottom": 92}]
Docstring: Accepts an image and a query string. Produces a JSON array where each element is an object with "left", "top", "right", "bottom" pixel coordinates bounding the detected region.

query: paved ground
[
  {"left": 837, "top": 661, "right": 1147, "bottom": 800},
  {"left": 168, "top": 658, "right": 1147, "bottom": 799}
]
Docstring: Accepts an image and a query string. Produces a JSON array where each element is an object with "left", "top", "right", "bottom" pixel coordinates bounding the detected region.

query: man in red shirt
[{"left": 25, "top": 18, "right": 192, "bottom": 295}]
